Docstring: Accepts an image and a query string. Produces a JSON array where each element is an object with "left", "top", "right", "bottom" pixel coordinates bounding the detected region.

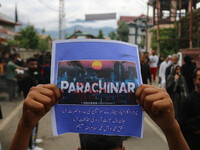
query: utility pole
[
  {"left": 59, "top": 0, "right": 65, "bottom": 40},
  {"left": 189, "top": 0, "right": 193, "bottom": 49},
  {"left": 145, "top": 2, "right": 149, "bottom": 52},
  {"left": 178, "top": 0, "right": 182, "bottom": 38},
  {"left": 156, "top": 0, "right": 160, "bottom": 56}
]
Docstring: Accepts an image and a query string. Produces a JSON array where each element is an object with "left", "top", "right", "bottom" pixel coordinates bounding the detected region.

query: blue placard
[{"left": 50, "top": 39, "right": 143, "bottom": 138}]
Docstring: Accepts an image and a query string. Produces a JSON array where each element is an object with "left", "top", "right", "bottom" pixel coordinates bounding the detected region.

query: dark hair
[
  {"left": 10, "top": 53, "right": 18, "bottom": 60},
  {"left": 79, "top": 134, "right": 123, "bottom": 150},
  {"left": 27, "top": 57, "right": 38, "bottom": 64},
  {"left": 193, "top": 67, "right": 200, "bottom": 79},
  {"left": 184, "top": 55, "right": 192, "bottom": 64}
]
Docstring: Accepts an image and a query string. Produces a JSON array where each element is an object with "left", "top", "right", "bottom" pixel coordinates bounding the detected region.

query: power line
[{"left": 38, "top": 0, "right": 58, "bottom": 12}]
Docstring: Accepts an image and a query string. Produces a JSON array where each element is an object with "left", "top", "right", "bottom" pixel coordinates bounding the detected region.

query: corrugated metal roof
[{"left": 0, "top": 12, "right": 21, "bottom": 25}]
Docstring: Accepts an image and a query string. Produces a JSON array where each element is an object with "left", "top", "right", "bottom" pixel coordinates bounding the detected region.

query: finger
[
  {"left": 28, "top": 90, "right": 52, "bottom": 112},
  {"left": 140, "top": 87, "right": 159, "bottom": 108},
  {"left": 143, "top": 90, "right": 169, "bottom": 110},
  {"left": 151, "top": 98, "right": 173, "bottom": 115},
  {"left": 24, "top": 98, "right": 45, "bottom": 114},
  {"left": 38, "top": 87, "right": 56, "bottom": 106},
  {"left": 135, "top": 84, "right": 150, "bottom": 100},
  {"left": 37, "top": 84, "right": 61, "bottom": 101}
]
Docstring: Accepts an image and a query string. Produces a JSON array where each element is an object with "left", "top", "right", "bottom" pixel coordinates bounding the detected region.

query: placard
[{"left": 51, "top": 39, "right": 143, "bottom": 137}]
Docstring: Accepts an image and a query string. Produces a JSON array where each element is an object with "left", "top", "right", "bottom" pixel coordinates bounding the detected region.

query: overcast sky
[{"left": 1, "top": 0, "right": 152, "bottom": 31}]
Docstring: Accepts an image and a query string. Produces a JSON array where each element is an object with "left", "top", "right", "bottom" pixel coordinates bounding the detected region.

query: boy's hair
[
  {"left": 79, "top": 134, "right": 123, "bottom": 150},
  {"left": 193, "top": 67, "right": 200, "bottom": 79},
  {"left": 10, "top": 53, "right": 18, "bottom": 60},
  {"left": 27, "top": 57, "right": 38, "bottom": 64}
]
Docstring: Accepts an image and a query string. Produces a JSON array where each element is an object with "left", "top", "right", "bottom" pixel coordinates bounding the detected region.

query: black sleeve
[
  {"left": 165, "top": 65, "right": 171, "bottom": 83},
  {"left": 146, "top": 65, "right": 152, "bottom": 83},
  {"left": 179, "top": 97, "right": 200, "bottom": 131},
  {"left": 21, "top": 76, "right": 33, "bottom": 98},
  {"left": 166, "top": 75, "right": 175, "bottom": 94}
]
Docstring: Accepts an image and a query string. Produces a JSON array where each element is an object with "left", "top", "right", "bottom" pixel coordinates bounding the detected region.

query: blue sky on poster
[{"left": 0, "top": 0, "right": 152, "bottom": 30}]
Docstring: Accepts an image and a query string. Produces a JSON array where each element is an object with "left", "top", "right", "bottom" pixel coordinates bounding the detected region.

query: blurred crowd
[
  {"left": 140, "top": 50, "right": 200, "bottom": 150},
  {"left": 0, "top": 51, "right": 51, "bottom": 102}
]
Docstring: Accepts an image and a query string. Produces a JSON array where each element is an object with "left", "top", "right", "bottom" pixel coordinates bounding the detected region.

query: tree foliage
[
  {"left": 108, "top": 31, "right": 118, "bottom": 40},
  {"left": 16, "top": 25, "right": 39, "bottom": 49},
  {"left": 97, "top": 29, "right": 104, "bottom": 39},
  {"left": 38, "top": 36, "right": 51, "bottom": 52},
  {"left": 14, "top": 25, "right": 51, "bottom": 51},
  {"left": 117, "top": 20, "right": 129, "bottom": 42},
  {"left": 151, "top": 28, "right": 178, "bottom": 55}
]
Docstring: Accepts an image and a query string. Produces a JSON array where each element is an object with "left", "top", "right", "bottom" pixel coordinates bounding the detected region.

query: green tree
[
  {"left": 6, "top": 39, "right": 19, "bottom": 47},
  {"left": 38, "top": 35, "right": 51, "bottom": 51},
  {"left": 151, "top": 28, "right": 178, "bottom": 55},
  {"left": 97, "top": 29, "right": 104, "bottom": 39},
  {"left": 108, "top": 31, "right": 118, "bottom": 40},
  {"left": 42, "top": 27, "right": 45, "bottom": 34},
  {"left": 117, "top": 20, "right": 129, "bottom": 42},
  {"left": 16, "top": 25, "right": 39, "bottom": 49}
]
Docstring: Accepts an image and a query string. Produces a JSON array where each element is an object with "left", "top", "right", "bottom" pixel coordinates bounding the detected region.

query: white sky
[{"left": 0, "top": 0, "right": 153, "bottom": 30}]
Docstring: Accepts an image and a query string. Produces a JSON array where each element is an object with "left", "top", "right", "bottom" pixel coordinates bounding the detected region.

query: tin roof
[{"left": 0, "top": 12, "right": 21, "bottom": 25}]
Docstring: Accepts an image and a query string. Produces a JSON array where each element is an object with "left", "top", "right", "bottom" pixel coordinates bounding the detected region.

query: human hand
[
  {"left": 21, "top": 84, "right": 61, "bottom": 129},
  {"left": 175, "top": 74, "right": 180, "bottom": 80},
  {"left": 135, "top": 84, "right": 177, "bottom": 132}
]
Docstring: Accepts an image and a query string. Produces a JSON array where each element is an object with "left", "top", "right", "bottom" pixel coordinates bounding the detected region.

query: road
[{"left": 0, "top": 99, "right": 169, "bottom": 150}]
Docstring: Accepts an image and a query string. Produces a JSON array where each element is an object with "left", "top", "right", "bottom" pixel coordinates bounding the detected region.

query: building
[
  {"left": 149, "top": 0, "right": 200, "bottom": 28},
  {"left": 0, "top": 12, "right": 21, "bottom": 43},
  {"left": 147, "top": 0, "right": 200, "bottom": 58},
  {"left": 118, "top": 14, "right": 153, "bottom": 48}
]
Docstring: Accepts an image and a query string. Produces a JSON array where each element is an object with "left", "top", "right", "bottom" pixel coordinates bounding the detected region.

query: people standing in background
[
  {"left": 179, "top": 68, "right": 200, "bottom": 150},
  {"left": 140, "top": 54, "right": 152, "bottom": 84},
  {"left": 6, "top": 54, "right": 24, "bottom": 101},
  {"left": 165, "top": 54, "right": 179, "bottom": 83},
  {"left": 149, "top": 50, "right": 159, "bottom": 82},
  {"left": 181, "top": 55, "right": 196, "bottom": 93},
  {"left": 166, "top": 65, "right": 188, "bottom": 121},
  {"left": 159, "top": 56, "right": 170, "bottom": 89}
]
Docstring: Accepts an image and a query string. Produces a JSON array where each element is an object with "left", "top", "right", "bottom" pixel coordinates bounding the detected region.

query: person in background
[
  {"left": 9, "top": 84, "right": 190, "bottom": 150},
  {"left": 2, "top": 51, "right": 9, "bottom": 72},
  {"left": 0, "top": 58, "right": 4, "bottom": 74},
  {"left": 15, "top": 53, "right": 26, "bottom": 99},
  {"left": 166, "top": 65, "right": 188, "bottom": 121},
  {"left": 168, "top": 55, "right": 172, "bottom": 65},
  {"left": 6, "top": 54, "right": 24, "bottom": 101},
  {"left": 143, "top": 52, "right": 150, "bottom": 65},
  {"left": 181, "top": 55, "right": 196, "bottom": 93},
  {"left": 21, "top": 57, "right": 44, "bottom": 150},
  {"left": 165, "top": 54, "right": 179, "bottom": 83},
  {"left": 157, "top": 55, "right": 165, "bottom": 86},
  {"left": 140, "top": 54, "right": 152, "bottom": 84},
  {"left": 159, "top": 56, "right": 170, "bottom": 89},
  {"left": 179, "top": 68, "right": 200, "bottom": 150},
  {"left": 149, "top": 50, "right": 159, "bottom": 82}
]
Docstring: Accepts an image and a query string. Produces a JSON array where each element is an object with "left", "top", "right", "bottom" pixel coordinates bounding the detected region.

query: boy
[{"left": 9, "top": 84, "right": 189, "bottom": 150}]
